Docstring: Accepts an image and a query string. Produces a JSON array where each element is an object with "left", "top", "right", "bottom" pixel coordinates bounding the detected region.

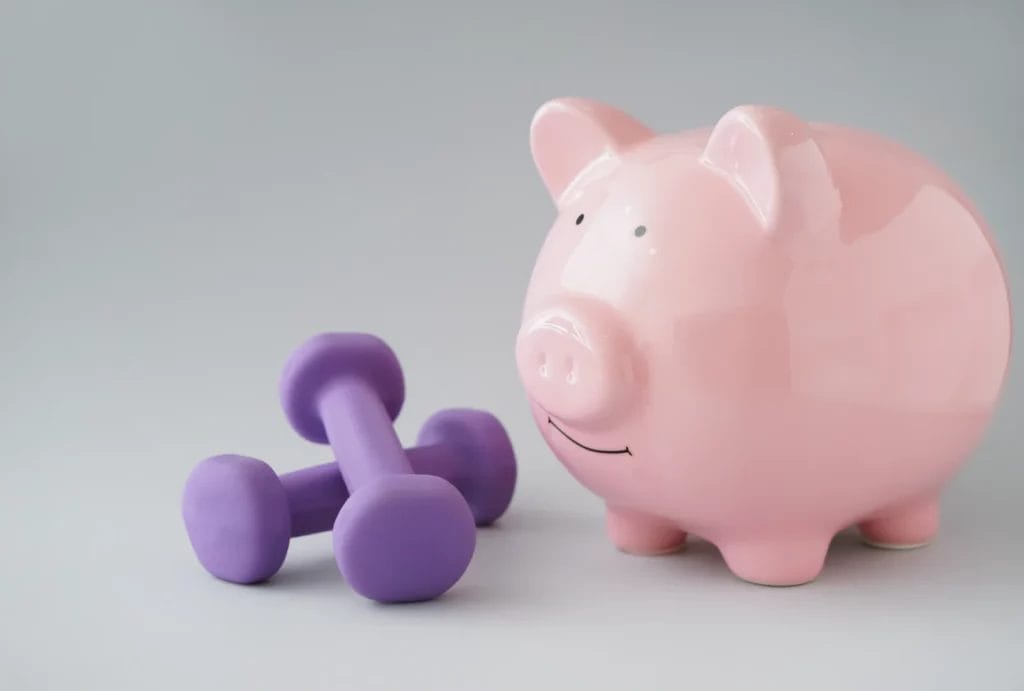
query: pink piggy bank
[{"left": 515, "top": 98, "right": 1011, "bottom": 585}]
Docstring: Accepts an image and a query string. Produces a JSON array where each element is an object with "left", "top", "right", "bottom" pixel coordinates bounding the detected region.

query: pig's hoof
[
  {"left": 606, "top": 507, "right": 686, "bottom": 555},
  {"left": 616, "top": 542, "right": 688, "bottom": 556},
  {"left": 858, "top": 498, "right": 939, "bottom": 549},
  {"left": 861, "top": 538, "right": 930, "bottom": 550},
  {"left": 719, "top": 537, "right": 829, "bottom": 586}
]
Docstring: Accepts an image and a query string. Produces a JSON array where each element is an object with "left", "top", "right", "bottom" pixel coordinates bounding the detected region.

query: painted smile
[{"left": 547, "top": 417, "right": 632, "bottom": 456}]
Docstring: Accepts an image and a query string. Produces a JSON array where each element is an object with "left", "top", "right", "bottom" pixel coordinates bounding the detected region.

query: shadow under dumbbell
[
  {"left": 235, "top": 524, "right": 515, "bottom": 604},
  {"left": 231, "top": 506, "right": 602, "bottom": 608},
  {"left": 232, "top": 524, "right": 518, "bottom": 606},
  {"left": 258, "top": 552, "right": 344, "bottom": 592}
]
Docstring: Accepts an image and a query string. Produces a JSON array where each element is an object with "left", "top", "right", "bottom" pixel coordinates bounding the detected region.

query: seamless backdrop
[{"left": 2, "top": 2, "right": 1022, "bottom": 690}]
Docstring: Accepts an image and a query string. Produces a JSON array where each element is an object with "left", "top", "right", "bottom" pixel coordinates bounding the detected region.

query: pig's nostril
[
  {"left": 563, "top": 356, "right": 577, "bottom": 384},
  {"left": 536, "top": 350, "right": 549, "bottom": 378}
]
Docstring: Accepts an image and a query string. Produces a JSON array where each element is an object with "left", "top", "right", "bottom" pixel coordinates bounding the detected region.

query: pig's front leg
[
  {"left": 606, "top": 505, "right": 687, "bottom": 555},
  {"left": 718, "top": 535, "right": 831, "bottom": 586}
]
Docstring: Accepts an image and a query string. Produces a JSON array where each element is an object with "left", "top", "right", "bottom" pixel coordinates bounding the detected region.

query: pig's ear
[
  {"left": 530, "top": 98, "right": 653, "bottom": 205},
  {"left": 701, "top": 105, "right": 837, "bottom": 233}
]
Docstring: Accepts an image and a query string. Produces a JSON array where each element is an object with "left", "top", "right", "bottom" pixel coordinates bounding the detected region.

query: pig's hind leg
[
  {"left": 606, "top": 506, "right": 687, "bottom": 555},
  {"left": 858, "top": 495, "right": 940, "bottom": 549}
]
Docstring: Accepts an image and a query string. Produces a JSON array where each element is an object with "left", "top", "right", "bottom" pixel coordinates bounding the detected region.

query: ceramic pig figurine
[{"left": 515, "top": 98, "right": 1011, "bottom": 585}]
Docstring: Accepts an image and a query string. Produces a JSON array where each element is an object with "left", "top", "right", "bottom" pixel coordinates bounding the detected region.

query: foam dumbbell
[
  {"left": 278, "top": 333, "right": 479, "bottom": 602},
  {"left": 181, "top": 408, "right": 516, "bottom": 585}
]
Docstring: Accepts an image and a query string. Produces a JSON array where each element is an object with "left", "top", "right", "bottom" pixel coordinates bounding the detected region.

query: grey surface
[{"left": 2, "top": 1, "right": 1022, "bottom": 689}]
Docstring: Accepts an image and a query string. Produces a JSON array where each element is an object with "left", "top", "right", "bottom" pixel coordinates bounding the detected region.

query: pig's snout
[{"left": 516, "top": 299, "right": 641, "bottom": 425}]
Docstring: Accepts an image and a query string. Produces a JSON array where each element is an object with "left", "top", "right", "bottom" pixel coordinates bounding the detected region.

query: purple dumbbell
[
  {"left": 182, "top": 408, "right": 515, "bottom": 587},
  {"left": 278, "top": 333, "right": 479, "bottom": 602}
]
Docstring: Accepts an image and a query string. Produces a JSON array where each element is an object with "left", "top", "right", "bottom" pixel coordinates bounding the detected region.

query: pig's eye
[
  {"left": 634, "top": 225, "right": 647, "bottom": 238},
  {"left": 575, "top": 213, "right": 585, "bottom": 226}
]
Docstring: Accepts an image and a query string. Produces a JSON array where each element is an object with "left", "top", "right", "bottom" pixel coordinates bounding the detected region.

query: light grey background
[{"left": 2, "top": 1, "right": 1021, "bottom": 689}]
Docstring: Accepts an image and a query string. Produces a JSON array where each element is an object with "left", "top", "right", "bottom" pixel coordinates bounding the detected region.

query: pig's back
[
  {"left": 773, "top": 124, "right": 1011, "bottom": 416},
  {"left": 710, "top": 125, "right": 1010, "bottom": 517}
]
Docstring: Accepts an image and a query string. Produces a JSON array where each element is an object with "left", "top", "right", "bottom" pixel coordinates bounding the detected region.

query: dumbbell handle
[
  {"left": 319, "top": 379, "right": 412, "bottom": 490},
  {"left": 283, "top": 442, "right": 456, "bottom": 537}
]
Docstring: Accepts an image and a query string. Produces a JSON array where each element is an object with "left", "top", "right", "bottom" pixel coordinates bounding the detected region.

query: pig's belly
[{"left": 635, "top": 398, "right": 994, "bottom": 539}]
